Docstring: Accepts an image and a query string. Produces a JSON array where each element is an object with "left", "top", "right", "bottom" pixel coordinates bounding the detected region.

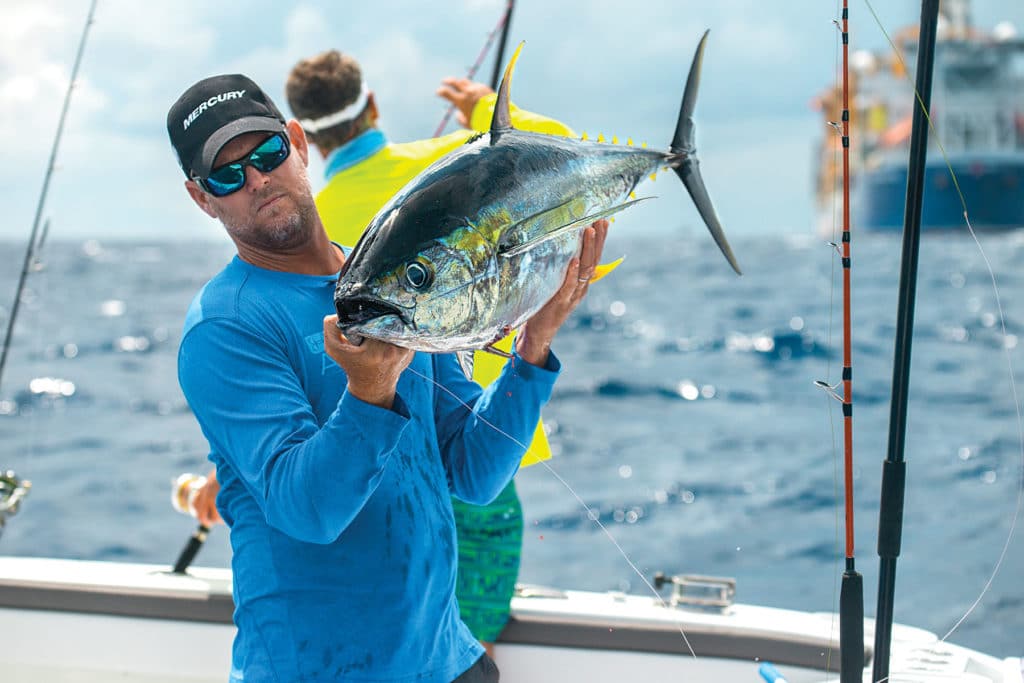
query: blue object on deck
[{"left": 759, "top": 661, "right": 790, "bottom": 683}]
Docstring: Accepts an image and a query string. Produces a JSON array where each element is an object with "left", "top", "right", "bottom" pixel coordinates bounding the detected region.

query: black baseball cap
[{"left": 167, "top": 74, "right": 287, "bottom": 179}]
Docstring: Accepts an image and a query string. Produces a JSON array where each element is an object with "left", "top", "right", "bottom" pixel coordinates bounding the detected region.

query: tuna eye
[{"left": 404, "top": 261, "right": 433, "bottom": 290}]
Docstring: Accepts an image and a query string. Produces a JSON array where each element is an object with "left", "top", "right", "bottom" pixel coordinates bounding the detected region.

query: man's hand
[
  {"left": 193, "top": 468, "right": 222, "bottom": 527},
  {"left": 516, "top": 219, "right": 610, "bottom": 367},
  {"left": 436, "top": 78, "right": 494, "bottom": 129},
  {"left": 323, "top": 316, "right": 414, "bottom": 409}
]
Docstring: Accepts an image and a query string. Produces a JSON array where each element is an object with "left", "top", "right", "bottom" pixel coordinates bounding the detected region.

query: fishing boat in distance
[{"left": 813, "top": 0, "right": 1024, "bottom": 234}]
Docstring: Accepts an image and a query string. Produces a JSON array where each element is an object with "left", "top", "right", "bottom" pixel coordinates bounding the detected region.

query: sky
[{"left": 1, "top": 0, "right": 1022, "bottom": 245}]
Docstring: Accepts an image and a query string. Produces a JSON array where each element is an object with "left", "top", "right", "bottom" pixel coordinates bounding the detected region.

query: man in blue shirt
[{"left": 166, "top": 73, "right": 606, "bottom": 682}]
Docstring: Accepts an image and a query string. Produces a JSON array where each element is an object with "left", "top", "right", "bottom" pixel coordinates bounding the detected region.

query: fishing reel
[
  {"left": 171, "top": 472, "right": 208, "bottom": 519},
  {"left": 0, "top": 470, "right": 31, "bottom": 537}
]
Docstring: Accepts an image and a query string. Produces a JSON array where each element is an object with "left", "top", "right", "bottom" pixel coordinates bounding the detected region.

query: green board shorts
[{"left": 452, "top": 479, "right": 524, "bottom": 642}]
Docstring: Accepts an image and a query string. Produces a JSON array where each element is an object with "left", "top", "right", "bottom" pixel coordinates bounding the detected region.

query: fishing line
[
  {"left": 403, "top": 364, "right": 699, "bottom": 658},
  {"left": 862, "top": 0, "right": 1024, "bottom": 653},
  {"left": 937, "top": 219, "right": 1024, "bottom": 643},
  {"left": 432, "top": 0, "right": 515, "bottom": 137},
  {"left": 814, "top": 3, "right": 850, "bottom": 679}
]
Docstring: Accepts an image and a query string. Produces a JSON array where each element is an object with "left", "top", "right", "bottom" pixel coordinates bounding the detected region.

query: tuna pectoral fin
[
  {"left": 675, "top": 161, "right": 742, "bottom": 275},
  {"left": 498, "top": 198, "right": 652, "bottom": 259}
]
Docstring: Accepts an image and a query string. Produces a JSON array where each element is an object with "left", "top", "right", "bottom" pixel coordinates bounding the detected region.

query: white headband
[{"left": 298, "top": 82, "right": 371, "bottom": 133}]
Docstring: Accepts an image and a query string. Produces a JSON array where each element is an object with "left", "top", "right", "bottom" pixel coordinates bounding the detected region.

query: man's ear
[
  {"left": 286, "top": 120, "right": 310, "bottom": 167},
  {"left": 185, "top": 179, "right": 218, "bottom": 219}
]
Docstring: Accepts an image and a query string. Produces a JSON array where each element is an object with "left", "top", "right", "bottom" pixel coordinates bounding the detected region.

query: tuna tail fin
[
  {"left": 671, "top": 30, "right": 742, "bottom": 275},
  {"left": 490, "top": 42, "right": 525, "bottom": 136}
]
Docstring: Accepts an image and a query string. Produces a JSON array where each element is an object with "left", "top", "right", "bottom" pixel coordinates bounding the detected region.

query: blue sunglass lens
[
  {"left": 203, "top": 168, "right": 245, "bottom": 197},
  {"left": 249, "top": 135, "right": 289, "bottom": 171}
]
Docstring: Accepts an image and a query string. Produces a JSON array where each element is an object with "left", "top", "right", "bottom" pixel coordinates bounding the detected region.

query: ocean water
[{"left": 1, "top": 231, "right": 1022, "bottom": 659}]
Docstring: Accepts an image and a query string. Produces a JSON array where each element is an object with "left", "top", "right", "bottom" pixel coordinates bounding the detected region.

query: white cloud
[
  {"left": 284, "top": 4, "right": 335, "bottom": 52},
  {"left": 0, "top": 4, "right": 67, "bottom": 65}
]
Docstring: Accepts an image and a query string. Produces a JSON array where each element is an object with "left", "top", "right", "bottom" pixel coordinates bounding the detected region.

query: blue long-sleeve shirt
[{"left": 177, "top": 254, "right": 559, "bottom": 682}]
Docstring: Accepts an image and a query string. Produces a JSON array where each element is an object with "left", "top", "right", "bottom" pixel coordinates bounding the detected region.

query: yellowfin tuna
[{"left": 334, "top": 31, "right": 740, "bottom": 373}]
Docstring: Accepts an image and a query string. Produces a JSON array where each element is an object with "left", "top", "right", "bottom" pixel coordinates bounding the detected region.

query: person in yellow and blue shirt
[{"left": 283, "top": 49, "right": 576, "bottom": 658}]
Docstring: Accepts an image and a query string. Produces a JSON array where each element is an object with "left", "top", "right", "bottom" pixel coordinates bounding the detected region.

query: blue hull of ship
[{"left": 855, "top": 155, "right": 1024, "bottom": 232}]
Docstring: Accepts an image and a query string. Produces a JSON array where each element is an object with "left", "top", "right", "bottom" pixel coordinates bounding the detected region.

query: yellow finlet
[
  {"left": 612, "top": 136, "right": 619, "bottom": 144},
  {"left": 627, "top": 137, "right": 634, "bottom": 146},
  {"left": 641, "top": 141, "right": 648, "bottom": 148},
  {"left": 581, "top": 131, "right": 589, "bottom": 141},
  {"left": 590, "top": 256, "right": 625, "bottom": 283},
  {"left": 649, "top": 173, "right": 657, "bottom": 182},
  {"left": 597, "top": 133, "right": 605, "bottom": 143},
  {"left": 629, "top": 191, "right": 636, "bottom": 199}
]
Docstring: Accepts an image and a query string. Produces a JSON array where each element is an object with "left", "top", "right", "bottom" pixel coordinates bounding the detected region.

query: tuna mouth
[{"left": 334, "top": 295, "right": 410, "bottom": 329}]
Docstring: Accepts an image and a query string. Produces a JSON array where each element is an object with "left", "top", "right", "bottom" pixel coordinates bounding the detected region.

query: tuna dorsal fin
[{"left": 490, "top": 41, "right": 525, "bottom": 136}]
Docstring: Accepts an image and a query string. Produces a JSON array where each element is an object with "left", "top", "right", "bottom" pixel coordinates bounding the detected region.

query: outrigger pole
[
  {"left": 872, "top": 1, "right": 941, "bottom": 681},
  {"left": 0, "top": 0, "right": 98, "bottom": 395},
  {"left": 836, "top": 3, "right": 864, "bottom": 681},
  {"left": 432, "top": 0, "right": 515, "bottom": 136}
]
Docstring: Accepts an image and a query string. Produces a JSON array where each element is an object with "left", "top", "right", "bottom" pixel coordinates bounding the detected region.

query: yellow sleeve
[
  {"left": 316, "top": 132, "right": 471, "bottom": 247},
  {"left": 468, "top": 92, "right": 575, "bottom": 138}
]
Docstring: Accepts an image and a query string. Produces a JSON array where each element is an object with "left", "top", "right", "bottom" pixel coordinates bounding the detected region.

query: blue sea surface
[{"left": 1, "top": 231, "right": 1022, "bottom": 659}]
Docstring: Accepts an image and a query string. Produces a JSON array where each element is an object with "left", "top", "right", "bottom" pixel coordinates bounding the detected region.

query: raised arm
[{"left": 437, "top": 77, "right": 575, "bottom": 137}]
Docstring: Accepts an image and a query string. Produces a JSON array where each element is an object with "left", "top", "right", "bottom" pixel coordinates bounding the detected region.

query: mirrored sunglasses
[{"left": 197, "top": 133, "right": 291, "bottom": 197}]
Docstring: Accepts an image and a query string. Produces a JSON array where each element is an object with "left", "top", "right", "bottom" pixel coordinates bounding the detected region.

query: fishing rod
[
  {"left": 816, "top": 4, "right": 864, "bottom": 678},
  {"left": 0, "top": 0, "right": 99, "bottom": 396},
  {"left": 431, "top": 0, "right": 515, "bottom": 136},
  {"left": 488, "top": 0, "right": 516, "bottom": 91},
  {"left": 872, "top": 1, "right": 940, "bottom": 681},
  {"left": 172, "top": 524, "right": 211, "bottom": 575},
  {"left": 835, "top": 3, "right": 864, "bottom": 680},
  {"left": 170, "top": 472, "right": 212, "bottom": 574}
]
